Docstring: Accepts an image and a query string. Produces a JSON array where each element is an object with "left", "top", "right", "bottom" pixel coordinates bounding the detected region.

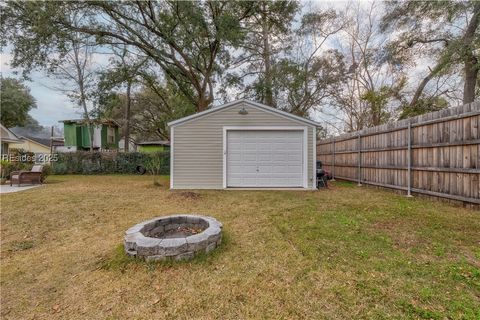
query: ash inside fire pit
[
  {"left": 149, "top": 225, "right": 206, "bottom": 238},
  {"left": 124, "top": 215, "right": 222, "bottom": 261}
]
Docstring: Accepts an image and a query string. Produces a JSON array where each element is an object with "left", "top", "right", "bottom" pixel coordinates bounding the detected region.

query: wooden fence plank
[{"left": 317, "top": 101, "right": 480, "bottom": 205}]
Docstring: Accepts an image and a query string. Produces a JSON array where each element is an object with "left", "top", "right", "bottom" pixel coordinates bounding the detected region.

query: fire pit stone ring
[{"left": 124, "top": 214, "right": 222, "bottom": 261}]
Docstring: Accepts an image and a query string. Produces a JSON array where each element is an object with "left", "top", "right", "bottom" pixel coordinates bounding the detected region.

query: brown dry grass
[{"left": 1, "top": 176, "right": 479, "bottom": 319}]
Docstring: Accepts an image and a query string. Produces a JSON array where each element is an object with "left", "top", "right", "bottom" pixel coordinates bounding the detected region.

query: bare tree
[
  {"left": 331, "top": 2, "right": 405, "bottom": 131},
  {"left": 49, "top": 33, "right": 97, "bottom": 152},
  {"left": 382, "top": 1, "right": 480, "bottom": 106},
  {"left": 279, "top": 8, "right": 346, "bottom": 117}
]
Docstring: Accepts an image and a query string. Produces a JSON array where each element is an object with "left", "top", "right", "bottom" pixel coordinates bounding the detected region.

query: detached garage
[{"left": 168, "top": 99, "right": 319, "bottom": 190}]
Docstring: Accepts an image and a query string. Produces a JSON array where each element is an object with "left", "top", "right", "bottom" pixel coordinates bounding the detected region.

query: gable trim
[
  {"left": 0, "top": 124, "right": 22, "bottom": 143},
  {"left": 167, "top": 99, "right": 320, "bottom": 127}
]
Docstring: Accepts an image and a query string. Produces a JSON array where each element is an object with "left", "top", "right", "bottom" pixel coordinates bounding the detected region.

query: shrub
[
  {"left": 51, "top": 151, "right": 170, "bottom": 175},
  {"left": 52, "top": 162, "right": 67, "bottom": 175},
  {"left": 144, "top": 152, "right": 169, "bottom": 185},
  {"left": 41, "top": 164, "right": 51, "bottom": 182},
  {"left": 8, "top": 148, "right": 35, "bottom": 164},
  {"left": 0, "top": 160, "right": 33, "bottom": 179}
]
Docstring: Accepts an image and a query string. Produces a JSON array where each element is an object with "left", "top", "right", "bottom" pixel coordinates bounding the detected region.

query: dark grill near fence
[{"left": 317, "top": 100, "right": 480, "bottom": 206}]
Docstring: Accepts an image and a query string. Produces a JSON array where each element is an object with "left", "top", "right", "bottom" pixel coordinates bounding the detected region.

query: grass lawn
[{"left": 1, "top": 175, "right": 479, "bottom": 319}]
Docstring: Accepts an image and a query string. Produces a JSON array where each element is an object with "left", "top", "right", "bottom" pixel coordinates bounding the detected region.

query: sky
[
  {"left": 1, "top": 47, "right": 118, "bottom": 127},
  {"left": 1, "top": 52, "right": 80, "bottom": 126}
]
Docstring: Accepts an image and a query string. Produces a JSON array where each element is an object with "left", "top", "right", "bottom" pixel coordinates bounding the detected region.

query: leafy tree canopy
[
  {"left": 382, "top": 1, "right": 480, "bottom": 105},
  {"left": 399, "top": 96, "right": 449, "bottom": 120},
  {"left": 1, "top": 0, "right": 256, "bottom": 112},
  {"left": 0, "top": 77, "right": 37, "bottom": 128}
]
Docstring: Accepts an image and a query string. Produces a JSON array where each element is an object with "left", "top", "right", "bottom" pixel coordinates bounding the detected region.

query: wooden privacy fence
[{"left": 317, "top": 100, "right": 480, "bottom": 205}]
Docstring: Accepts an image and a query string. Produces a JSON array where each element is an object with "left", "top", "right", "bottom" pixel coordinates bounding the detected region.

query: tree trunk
[
  {"left": 73, "top": 42, "right": 94, "bottom": 152},
  {"left": 196, "top": 91, "right": 213, "bottom": 112},
  {"left": 409, "top": 62, "right": 444, "bottom": 107},
  {"left": 88, "top": 123, "right": 94, "bottom": 152},
  {"left": 82, "top": 106, "right": 93, "bottom": 152},
  {"left": 462, "top": 2, "right": 480, "bottom": 104},
  {"left": 79, "top": 87, "right": 94, "bottom": 152},
  {"left": 262, "top": 8, "right": 274, "bottom": 107},
  {"left": 463, "top": 55, "right": 479, "bottom": 104},
  {"left": 124, "top": 81, "right": 131, "bottom": 152},
  {"left": 81, "top": 98, "right": 94, "bottom": 153}
]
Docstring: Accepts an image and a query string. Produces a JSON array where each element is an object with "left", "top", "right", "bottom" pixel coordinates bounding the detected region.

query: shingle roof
[
  {"left": 21, "top": 136, "right": 64, "bottom": 148},
  {"left": 137, "top": 140, "right": 170, "bottom": 146},
  {"left": 59, "top": 119, "right": 119, "bottom": 126}
]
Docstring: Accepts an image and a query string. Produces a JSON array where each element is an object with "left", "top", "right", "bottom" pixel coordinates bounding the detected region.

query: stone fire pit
[{"left": 124, "top": 215, "right": 222, "bottom": 261}]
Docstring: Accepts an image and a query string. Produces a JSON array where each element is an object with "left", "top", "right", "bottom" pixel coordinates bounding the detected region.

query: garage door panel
[
  {"left": 236, "top": 177, "right": 256, "bottom": 186},
  {"left": 271, "top": 165, "right": 301, "bottom": 173},
  {"left": 271, "top": 165, "right": 288, "bottom": 173},
  {"left": 227, "top": 165, "right": 242, "bottom": 174},
  {"left": 272, "top": 153, "right": 291, "bottom": 161},
  {"left": 287, "top": 165, "right": 302, "bottom": 173},
  {"left": 244, "top": 165, "right": 258, "bottom": 173},
  {"left": 228, "top": 152, "right": 242, "bottom": 161},
  {"left": 272, "top": 143, "right": 287, "bottom": 151},
  {"left": 228, "top": 142, "right": 243, "bottom": 151},
  {"left": 227, "top": 130, "right": 303, "bottom": 187},
  {"left": 242, "top": 153, "right": 256, "bottom": 162},
  {"left": 257, "top": 165, "right": 272, "bottom": 173},
  {"left": 230, "top": 165, "right": 257, "bottom": 174},
  {"left": 258, "top": 142, "right": 273, "bottom": 150},
  {"left": 286, "top": 143, "right": 302, "bottom": 150},
  {"left": 257, "top": 153, "right": 272, "bottom": 161},
  {"left": 256, "top": 173, "right": 300, "bottom": 178},
  {"left": 288, "top": 154, "right": 302, "bottom": 161}
]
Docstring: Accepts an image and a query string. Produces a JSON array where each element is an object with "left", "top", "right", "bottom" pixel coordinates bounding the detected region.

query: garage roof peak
[{"left": 167, "top": 99, "right": 320, "bottom": 127}]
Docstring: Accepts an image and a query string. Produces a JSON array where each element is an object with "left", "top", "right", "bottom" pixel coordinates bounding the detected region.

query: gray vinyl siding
[{"left": 172, "top": 102, "right": 315, "bottom": 189}]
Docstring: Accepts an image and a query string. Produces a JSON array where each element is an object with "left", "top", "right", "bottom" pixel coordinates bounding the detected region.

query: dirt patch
[{"left": 169, "top": 191, "right": 201, "bottom": 200}]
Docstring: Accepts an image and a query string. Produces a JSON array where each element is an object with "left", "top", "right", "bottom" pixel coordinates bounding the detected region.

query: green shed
[{"left": 60, "top": 119, "right": 120, "bottom": 151}]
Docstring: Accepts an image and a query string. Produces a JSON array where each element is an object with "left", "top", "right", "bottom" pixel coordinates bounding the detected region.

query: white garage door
[{"left": 226, "top": 130, "right": 304, "bottom": 187}]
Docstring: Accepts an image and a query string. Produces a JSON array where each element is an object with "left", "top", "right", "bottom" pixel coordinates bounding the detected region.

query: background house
[
  {"left": 0, "top": 124, "right": 22, "bottom": 156},
  {"left": 9, "top": 136, "right": 64, "bottom": 163},
  {"left": 137, "top": 140, "right": 170, "bottom": 153},
  {"left": 10, "top": 136, "right": 50, "bottom": 163},
  {"left": 10, "top": 136, "right": 50, "bottom": 153},
  {"left": 118, "top": 138, "right": 137, "bottom": 152},
  {"left": 60, "top": 119, "right": 120, "bottom": 151}
]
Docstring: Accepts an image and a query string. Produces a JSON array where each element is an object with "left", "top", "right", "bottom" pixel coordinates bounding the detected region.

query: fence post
[
  {"left": 357, "top": 133, "right": 362, "bottom": 186},
  {"left": 407, "top": 122, "right": 413, "bottom": 197},
  {"left": 331, "top": 137, "right": 336, "bottom": 181}
]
